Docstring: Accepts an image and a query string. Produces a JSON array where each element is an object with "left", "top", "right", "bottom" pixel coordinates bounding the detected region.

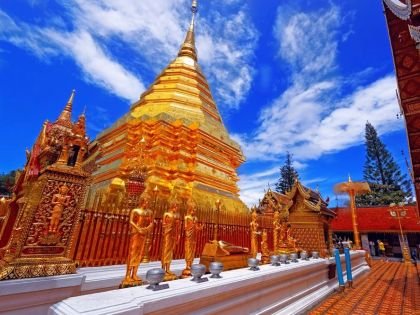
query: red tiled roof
[{"left": 331, "top": 205, "right": 420, "bottom": 232}]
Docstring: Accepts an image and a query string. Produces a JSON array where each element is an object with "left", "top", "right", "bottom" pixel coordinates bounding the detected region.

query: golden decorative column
[
  {"left": 273, "top": 209, "right": 280, "bottom": 253},
  {"left": 141, "top": 185, "right": 159, "bottom": 263},
  {"left": 334, "top": 176, "right": 370, "bottom": 250},
  {"left": 389, "top": 203, "right": 411, "bottom": 264},
  {"left": 213, "top": 199, "right": 221, "bottom": 241},
  {"left": 260, "top": 229, "right": 270, "bottom": 264}
]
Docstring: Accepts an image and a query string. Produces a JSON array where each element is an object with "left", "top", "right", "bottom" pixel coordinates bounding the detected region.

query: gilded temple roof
[{"left": 260, "top": 181, "right": 335, "bottom": 218}]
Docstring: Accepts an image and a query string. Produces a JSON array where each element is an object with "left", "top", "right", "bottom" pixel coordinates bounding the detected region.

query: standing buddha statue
[
  {"left": 121, "top": 194, "right": 154, "bottom": 287},
  {"left": 250, "top": 210, "right": 259, "bottom": 258},
  {"left": 161, "top": 201, "right": 181, "bottom": 281},
  {"left": 181, "top": 199, "right": 203, "bottom": 278}
]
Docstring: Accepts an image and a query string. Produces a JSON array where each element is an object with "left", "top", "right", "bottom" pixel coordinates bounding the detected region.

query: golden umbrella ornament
[{"left": 334, "top": 176, "right": 370, "bottom": 249}]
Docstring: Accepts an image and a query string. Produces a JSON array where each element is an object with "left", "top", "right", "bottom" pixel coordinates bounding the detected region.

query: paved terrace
[{"left": 309, "top": 260, "right": 420, "bottom": 315}]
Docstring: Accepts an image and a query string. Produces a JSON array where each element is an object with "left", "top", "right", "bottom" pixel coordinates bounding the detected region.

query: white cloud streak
[{"left": 0, "top": 1, "right": 258, "bottom": 108}]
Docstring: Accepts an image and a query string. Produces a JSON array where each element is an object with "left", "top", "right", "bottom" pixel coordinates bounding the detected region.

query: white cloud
[
  {"left": 0, "top": 1, "right": 258, "bottom": 108},
  {"left": 235, "top": 5, "right": 402, "bottom": 163},
  {"left": 235, "top": 4, "right": 403, "bottom": 205},
  {"left": 44, "top": 30, "right": 145, "bottom": 101}
]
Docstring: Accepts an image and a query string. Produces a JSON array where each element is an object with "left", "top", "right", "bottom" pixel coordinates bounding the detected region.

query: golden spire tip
[{"left": 68, "top": 89, "right": 76, "bottom": 105}]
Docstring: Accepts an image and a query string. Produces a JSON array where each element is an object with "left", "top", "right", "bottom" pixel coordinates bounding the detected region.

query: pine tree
[
  {"left": 356, "top": 122, "right": 413, "bottom": 206},
  {"left": 275, "top": 152, "right": 299, "bottom": 194}
]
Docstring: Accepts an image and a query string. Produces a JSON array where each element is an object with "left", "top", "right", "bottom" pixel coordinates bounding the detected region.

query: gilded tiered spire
[
  {"left": 57, "top": 89, "right": 75, "bottom": 126},
  {"left": 178, "top": 0, "right": 198, "bottom": 61}
]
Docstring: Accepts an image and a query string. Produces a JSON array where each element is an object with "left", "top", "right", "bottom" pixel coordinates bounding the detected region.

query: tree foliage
[
  {"left": 0, "top": 170, "right": 16, "bottom": 196},
  {"left": 275, "top": 152, "right": 299, "bottom": 194},
  {"left": 356, "top": 122, "right": 413, "bottom": 206}
]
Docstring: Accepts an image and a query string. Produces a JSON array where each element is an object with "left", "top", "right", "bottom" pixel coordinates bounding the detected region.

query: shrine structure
[
  {"left": 383, "top": 0, "right": 420, "bottom": 217},
  {"left": 259, "top": 181, "right": 336, "bottom": 257},
  {"left": 0, "top": 91, "right": 90, "bottom": 279}
]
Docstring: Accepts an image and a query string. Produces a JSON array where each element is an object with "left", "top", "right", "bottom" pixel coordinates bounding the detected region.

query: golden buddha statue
[
  {"left": 161, "top": 201, "right": 181, "bottom": 281},
  {"left": 49, "top": 184, "right": 70, "bottom": 233},
  {"left": 250, "top": 210, "right": 259, "bottom": 258},
  {"left": 261, "top": 229, "right": 270, "bottom": 264},
  {"left": 276, "top": 219, "right": 300, "bottom": 254},
  {"left": 181, "top": 199, "right": 203, "bottom": 278},
  {"left": 121, "top": 194, "right": 154, "bottom": 287}
]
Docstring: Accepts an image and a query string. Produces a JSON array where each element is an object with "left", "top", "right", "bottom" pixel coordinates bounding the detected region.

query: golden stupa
[{"left": 86, "top": 0, "right": 247, "bottom": 212}]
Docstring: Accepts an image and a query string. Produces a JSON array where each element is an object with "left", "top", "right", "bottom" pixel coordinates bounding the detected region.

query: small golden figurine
[
  {"left": 250, "top": 210, "right": 259, "bottom": 258},
  {"left": 181, "top": 199, "right": 203, "bottom": 278},
  {"left": 261, "top": 229, "right": 270, "bottom": 264},
  {"left": 121, "top": 194, "right": 154, "bottom": 287},
  {"left": 49, "top": 184, "right": 70, "bottom": 233},
  {"left": 161, "top": 201, "right": 181, "bottom": 281}
]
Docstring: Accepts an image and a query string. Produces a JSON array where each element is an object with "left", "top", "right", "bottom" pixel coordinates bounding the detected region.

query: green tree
[
  {"left": 0, "top": 170, "right": 16, "bottom": 196},
  {"left": 356, "top": 122, "right": 413, "bottom": 206},
  {"left": 275, "top": 152, "right": 299, "bottom": 194}
]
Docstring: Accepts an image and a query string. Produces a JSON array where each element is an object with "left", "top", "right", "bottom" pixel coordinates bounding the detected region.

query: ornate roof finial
[
  {"left": 348, "top": 174, "right": 352, "bottom": 182},
  {"left": 178, "top": 0, "right": 198, "bottom": 61},
  {"left": 81, "top": 105, "right": 87, "bottom": 117},
  {"left": 57, "top": 89, "right": 75, "bottom": 126}
]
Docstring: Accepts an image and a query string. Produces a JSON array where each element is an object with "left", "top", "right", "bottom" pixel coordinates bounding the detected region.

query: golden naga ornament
[
  {"left": 181, "top": 199, "right": 203, "bottom": 278},
  {"left": 161, "top": 201, "right": 181, "bottom": 281},
  {"left": 121, "top": 194, "right": 154, "bottom": 288}
]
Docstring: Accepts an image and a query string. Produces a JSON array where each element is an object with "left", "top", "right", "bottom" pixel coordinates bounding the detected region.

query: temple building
[
  {"left": 383, "top": 0, "right": 420, "bottom": 218},
  {"left": 331, "top": 205, "right": 420, "bottom": 259},
  {"left": 85, "top": 0, "right": 247, "bottom": 213},
  {"left": 259, "top": 181, "right": 336, "bottom": 256}
]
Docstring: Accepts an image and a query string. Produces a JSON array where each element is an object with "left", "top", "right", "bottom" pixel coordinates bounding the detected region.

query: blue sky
[{"left": 0, "top": 0, "right": 411, "bottom": 206}]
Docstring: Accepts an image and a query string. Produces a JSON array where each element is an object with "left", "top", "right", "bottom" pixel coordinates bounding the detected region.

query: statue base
[
  {"left": 163, "top": 271, "right": 178, "bottom": 282},
  {"left": 181, "top": 268, "right": 191, "bottom": 278},
  {"left": 199, "top": 242, "right": 251, "bottom": 272},
  {"left": 119, "top": 279, "right": 142, "bottom": 288}
]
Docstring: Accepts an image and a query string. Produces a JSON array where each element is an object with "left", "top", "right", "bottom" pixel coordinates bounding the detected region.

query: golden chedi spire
[
  {"left": 56, "top": 89, "right": 75, "bottom": 127},
  {"left": 90, "top": 0, "right": 247, "bottom": 213},
  {"left": 178, "top": 0, "right": 198, "bottom": 61}
]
